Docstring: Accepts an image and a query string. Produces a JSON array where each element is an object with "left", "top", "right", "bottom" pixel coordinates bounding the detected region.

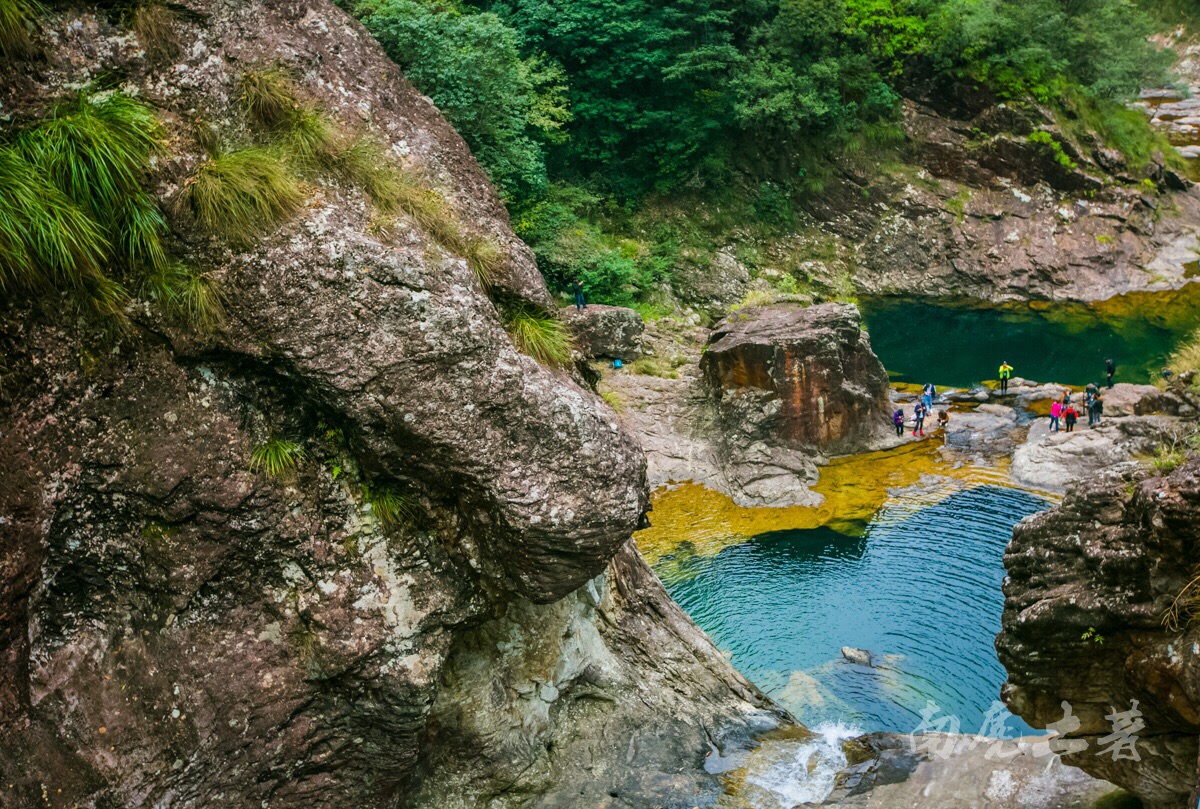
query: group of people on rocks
[
  {"left": 1048, "top": 384, "right": 1106, "bottom": 432},
  {"left": 892, "top": 359, "right": 1117, "bottom": 441},
  {"left": 893, "top": 383, "right": 948, "bottom": 438}
]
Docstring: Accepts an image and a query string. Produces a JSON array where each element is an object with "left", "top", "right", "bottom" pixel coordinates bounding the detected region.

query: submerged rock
[{"left": 841, "top": 647, "right": 875, "bottom": 667}]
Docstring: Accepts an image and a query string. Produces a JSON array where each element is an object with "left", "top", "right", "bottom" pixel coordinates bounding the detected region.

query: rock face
[
  {"left": 0, "top": 3, "right": 781, "bottom": 806},
  {"left": 702, "top": 303, "right": 893, "bottom": 455},
  {"left": 563, "top": 303, "right": 645, "bottom": 359},
  {"left": 998, "top": 460, "right": 1200, "bottom": 809}
]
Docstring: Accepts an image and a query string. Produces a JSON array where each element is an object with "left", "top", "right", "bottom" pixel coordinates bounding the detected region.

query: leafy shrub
[
  {"left": 249, "top": 437, "right": 306, "bottom": 477},
  {"left": 504, "top": 306, "right": 573, "bottom": 366},
  {"left": 1027, "top": 130, "right": 1075, "bottom": 169},
  {"left": 179, "top": 148, "right": 304, "bottom": 245}
]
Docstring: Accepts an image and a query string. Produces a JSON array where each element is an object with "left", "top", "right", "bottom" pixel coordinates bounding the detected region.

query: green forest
[{"left": 336, "top": 0, "right": 1184, "bottom": 309}]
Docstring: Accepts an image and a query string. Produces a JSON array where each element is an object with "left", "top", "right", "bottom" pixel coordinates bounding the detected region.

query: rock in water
[
  {"left": 998, "top": 459, "right": 1200, "bottom": 809},
  {"left": 701, "top": 303, "right": 893, "bottom": 455},
  {"left": 842, "top": 647, "right": 875, "bottom": 667},
  {"left": 563, "top": 303, "right": 645, "bottom": 359}
]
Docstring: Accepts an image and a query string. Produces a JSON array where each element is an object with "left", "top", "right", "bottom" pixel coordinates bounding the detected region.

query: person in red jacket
[{"left": 1064, "top": 404, "right": 1078, "bottom": 432}]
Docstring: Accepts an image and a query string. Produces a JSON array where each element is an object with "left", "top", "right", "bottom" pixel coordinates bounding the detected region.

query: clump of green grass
[
  {"left": 1169, "top": 327, "right": 1200, "bottom": 379},
  {"left": 139, "top": 261, "right": 225, "bottom": 331},
  {"left": 239, "top": 68, "right": 301, "bottom": 132},
  {"left": 363, "top": 483, "right": 413, "bottom": 528},
  {"left": 179, "top": 148, "right": 304, "bottom": 245},
  {"left": 504, "top": 306, "right": 573, "bottom": 366},
  {"left": 0, "top": 0, "right": 41, "bottom": 59},
  {"left": 0, "top": 92, "right": 174, "bottom": 317},
  {"left": 600, "top": 388, "right": 624, "bottom": 412},
  {"left": 628, "top": 356, "right": 676, "bottom": 378},
  {"left": 132, "top": 2, "right": 181, "bottom": 63},
  {"left": 249, "top": 437, "right": 306, "bottom": 477}
]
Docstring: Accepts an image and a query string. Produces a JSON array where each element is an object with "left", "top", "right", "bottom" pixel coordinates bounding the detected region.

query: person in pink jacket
[{"left": 1050, "top": 400, "right": 1063, "bottom": 432}]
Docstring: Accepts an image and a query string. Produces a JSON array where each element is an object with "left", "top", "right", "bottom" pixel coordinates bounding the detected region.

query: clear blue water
[
  {"left": 859, "top": 288, "right": 1200, "bottom": 388},
  {"left": 657, "top": 485, "right": 1050, "bottom": 736}
]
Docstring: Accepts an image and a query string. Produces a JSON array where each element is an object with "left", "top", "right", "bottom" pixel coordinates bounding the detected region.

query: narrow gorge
[{"left": 3, "top": 1, "right": 1200, "bottom": 809}]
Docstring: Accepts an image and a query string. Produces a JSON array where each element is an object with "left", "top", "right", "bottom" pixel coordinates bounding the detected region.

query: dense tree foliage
[{"left": 343, "top": 0, "right": 1179, "bottom": 303}]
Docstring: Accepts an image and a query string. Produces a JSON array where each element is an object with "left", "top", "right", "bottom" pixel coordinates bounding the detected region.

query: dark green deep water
[
  {"left": 859, "top": 286, "right": 1200, "bottom": 388},
  {"left": 659, "top": 486, "right": 1049, "bottom": 736}
]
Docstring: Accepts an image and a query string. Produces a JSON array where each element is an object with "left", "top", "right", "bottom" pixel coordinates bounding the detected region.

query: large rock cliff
[
  {"left": 0, "top": 2, "right": 782, "bottom": 806},
  {"left": 997, "top": 459, "right": 1200, "bottom": 808}
]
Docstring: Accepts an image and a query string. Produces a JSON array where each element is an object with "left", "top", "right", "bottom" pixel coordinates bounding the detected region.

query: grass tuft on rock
[
  {"left": 505, "top": 306, "right": 573, "bottom": 366},
  {"left": 239, "top": 68, "right": 302, "bottom": 132},
  {"left": 364, "top": 484, "right": 413, "bottom": 528},
  {"left": 140, "top": 261, "right": 225, "bottom": 331},
  {"left": 131, "top": 2, "right": 181, "bottom": 62},
  {"left": 0, "top": 92, "right": 169, "bottom": 317},
  {"left": 249, "top": 437, "right": 306, "bottom": 477},
  {"left": 0, "top": 0, "right": 41, "bottom": 59},
  {"left": 179, "top": 148, "right": 304, "bottom": 245}
]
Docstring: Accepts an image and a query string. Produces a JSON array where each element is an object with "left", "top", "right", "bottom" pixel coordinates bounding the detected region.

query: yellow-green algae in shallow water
[{"left": 635, "top": 438, "right": 1016, "bottom": 566}]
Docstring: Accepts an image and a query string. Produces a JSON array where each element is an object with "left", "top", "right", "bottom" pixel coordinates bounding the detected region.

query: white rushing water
[{"left": 737, "top": 721, "right": 862, "bottom": 808}]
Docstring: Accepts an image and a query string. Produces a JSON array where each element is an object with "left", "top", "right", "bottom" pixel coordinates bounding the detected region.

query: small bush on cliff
[
  {"left": 0, "top": 0, "right": 40, "bottom": 58},
  {"left": 249, "top": 437, "right": 306, "bottom": 477},
  {"left": 179, "top": 148, "right": 304, "bottom": 245},
  {"left": 504, "top": 306, "right": 573, "bottom": 366}
]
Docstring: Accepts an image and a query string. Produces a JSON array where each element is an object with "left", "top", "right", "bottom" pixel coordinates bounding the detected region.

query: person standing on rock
[
  {"left": 1064, "top": 404, "right": 1078, "bottom": 432},
  {"left": 893, "top": 407, "right": 905, "bottom": 437},
  {"left": 1050, "top": 399, "right": 1062, "bottom": 432},
  {"left": 998, "top": 361, "right": 1013, "bottom": 394},
  {"left": 571, "top": 278, "right": 587, "bottom": 311},
  {"left": 922, "top": 383, "right": 935, "bottom": 413},
  {"left": 912, "top": 401, "right": 926, "bottom": 437},
  {"left": 1092, "top": 391, "right": 1104, "bottom": 426},
  {"left": 1106, "top": 358, "right": 1115, "bottom": 388}
]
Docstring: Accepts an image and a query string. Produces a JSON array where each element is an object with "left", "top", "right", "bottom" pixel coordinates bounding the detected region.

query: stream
[{"left": 637, "top": 292, "right": 1200, "bottom": 804}]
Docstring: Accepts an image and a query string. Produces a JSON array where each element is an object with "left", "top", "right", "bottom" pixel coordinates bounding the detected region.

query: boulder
[
  {"left": 701, "top": 303, "right": 893, "bottom": 455},
  {"left": 841, "top": 647, "right": 875, "bottom": 667},
  {"left": 1101, "top": 383, "right": 1180, "bottom": 417},
  {"left": 562, "top": 303, "right": 645, "bottom": 359},
  {"left": 998, "top": 459, "right": 1200, "bottom": 809},
  {"left": 1010, "top": 416, "right": 1176, "bottom": 490}
]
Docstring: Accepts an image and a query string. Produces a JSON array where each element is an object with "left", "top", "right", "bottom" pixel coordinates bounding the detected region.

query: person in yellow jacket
[{"left": 998, "top": 361, "right": 1013, "bottom": 394}]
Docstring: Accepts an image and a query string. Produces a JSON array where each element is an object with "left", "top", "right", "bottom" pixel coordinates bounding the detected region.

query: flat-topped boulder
[
  {"left": 701, "top": 303, "right": 893, "bottom": 454},
  {"left": 563, "top": 303, "right": 645, "bottom": 359}
]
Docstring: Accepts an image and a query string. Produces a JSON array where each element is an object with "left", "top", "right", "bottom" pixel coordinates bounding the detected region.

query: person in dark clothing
[
  {"left": 893, "top": 408, "right": 905, "bottom": 437},
  {"left": 571, "top": 279, "right": 586, "bottom": 311},
  {"left": 1106, "top": 358, "right": 1115, "bottom": 388},
  {"left": 912, "top": 402, "right": 926, "bottom": 437},
  {"left": 1064, "top": 405, "right": 1078, "bottom": 432},
  {"left": 1092, "top": 392, "right": 1103, "bottom": 426}
]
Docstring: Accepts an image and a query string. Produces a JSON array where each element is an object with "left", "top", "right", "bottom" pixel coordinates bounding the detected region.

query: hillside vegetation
[{"left": 339, "top": 0, "right": 1184, "bottom": 307}]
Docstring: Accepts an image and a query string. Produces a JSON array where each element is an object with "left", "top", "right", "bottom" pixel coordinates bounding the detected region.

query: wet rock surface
[
  {"left": 817, "top": 733, "right": 1119, "bottom": 808},
  {"left": 998, "top": 459, "right": 1200, "bottom": 809}
]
